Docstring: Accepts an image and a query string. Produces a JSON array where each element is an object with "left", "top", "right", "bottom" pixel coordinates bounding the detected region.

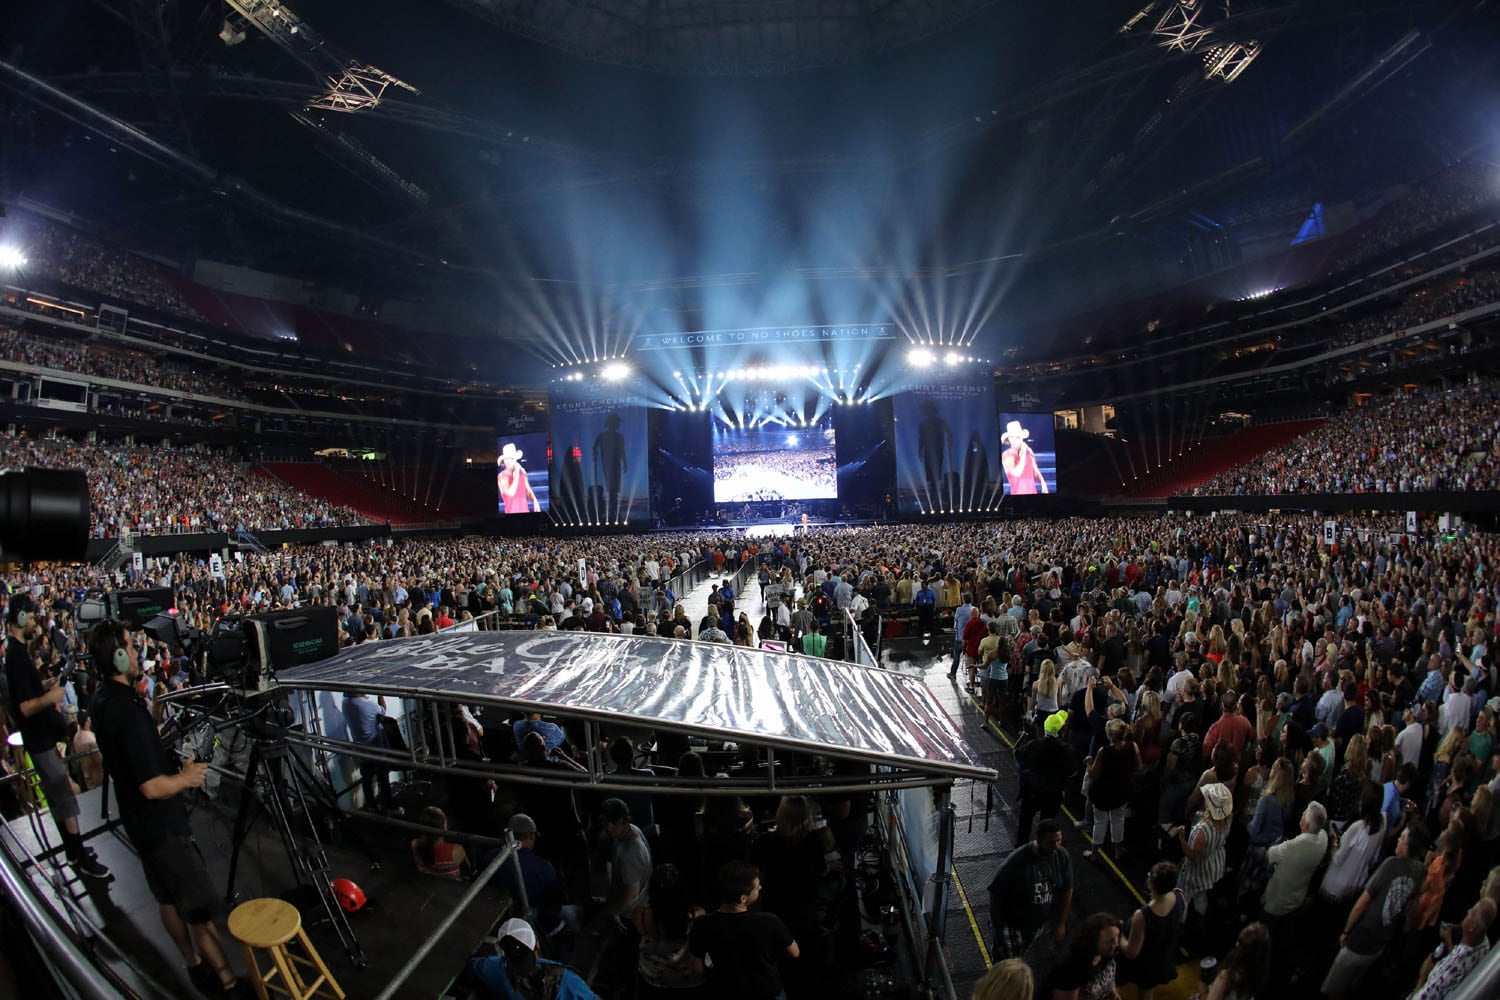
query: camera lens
[{"left": 0, "top": 468, "right": 90, "bottom": 562}]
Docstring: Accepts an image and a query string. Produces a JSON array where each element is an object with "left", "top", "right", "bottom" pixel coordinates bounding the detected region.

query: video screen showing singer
[
  {"left": 1001, "top": 419, "right": 1048, "bottom": 495},
  {"left": 497, "top": 441, "right": 540, "bottom": 514}
]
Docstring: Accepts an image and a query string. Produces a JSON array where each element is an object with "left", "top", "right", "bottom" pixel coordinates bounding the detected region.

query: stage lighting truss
[
  {"left": 722, "top": 365, "right": 823, "bottom": 382},
  {"left": 224, "top": 2, "right": 418, "bottom": 113},
  {"left": 1152, "top": 0, "right": 1214, "bottom": 52},
  {"left": 1202, "top": 39, "right": 1261, "bottom": 83},
  {"left": 1140, "top": 1, "right": 1260, "bottom": 84}
]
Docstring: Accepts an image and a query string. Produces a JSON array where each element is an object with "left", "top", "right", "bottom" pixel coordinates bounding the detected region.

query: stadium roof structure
[
  {"left": 1, "top": 0, "right": 1495, "bottom": 356},
  {"left": 443, "top": 0, "right": 1001, "bottom": 76},
  {"left": 275, "top": 628, "right": 994, "bottom": 783}
]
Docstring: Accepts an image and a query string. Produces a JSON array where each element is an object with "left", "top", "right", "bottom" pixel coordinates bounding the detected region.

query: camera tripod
[{"left": 224, "top": 731, "right": 376, "bottom": 967}]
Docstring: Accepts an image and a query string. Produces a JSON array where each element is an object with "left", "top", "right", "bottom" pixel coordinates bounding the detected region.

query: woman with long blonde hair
[
  {"left": 1031, "top": 659, "right": 1060, "bottom": 728},
  {"left": 1239, "top": 758, "right": 1295, "bottom": 899},
  {"left": 1134, "top": 689, "right": 1165, "bottom": 766},
  {"left": 1327, "top": 733, "right": 1369, "bottom": 826},
  {"left": 1205, "top": 625, "right": 1228, "bottom": 665},
  {"left": 971, "top": 958, "right": 1033, "bottom": 1000}
]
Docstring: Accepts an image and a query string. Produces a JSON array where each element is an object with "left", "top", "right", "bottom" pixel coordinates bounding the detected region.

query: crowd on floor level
[
  {"left": 1192, "top": 376, "right": 1500, "bottom": 495},
  {"left": 0, "top": 434, "right": 368, "bottom": 536},
  {"left": 2, "top": 512, "right": 1499, "bottom": 999}
]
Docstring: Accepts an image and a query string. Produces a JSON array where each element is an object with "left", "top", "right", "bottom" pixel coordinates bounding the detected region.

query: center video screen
[
  {"left": 712, "top": 418, "right": 838, "bottom": 502},
  {"left": 495, "top": 431, "right": 551, "bottom": 514}
]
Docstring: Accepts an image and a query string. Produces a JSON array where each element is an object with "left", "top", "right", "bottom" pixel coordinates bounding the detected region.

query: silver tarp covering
[{"left": 276, "top": 631, "right": 992, "bottom": 780}]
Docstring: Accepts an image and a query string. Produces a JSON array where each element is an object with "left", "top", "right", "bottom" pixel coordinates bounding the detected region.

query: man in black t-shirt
[
  {"left": 986, "top": 819, "right": 1073, "bottom": 960},
  {"left": 87, "top": 621, "right": 245, "bottom": 997},
  {"left": 3, "top": 597, "right": 110, "bottom": 881},
  {"left": 690, "top": 860, "right": 799, "bottom": 1000}
]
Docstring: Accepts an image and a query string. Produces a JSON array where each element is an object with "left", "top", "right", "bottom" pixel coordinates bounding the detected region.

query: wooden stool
[{"left": 227, "top": 898, "right": 344, "bottom": 1000}]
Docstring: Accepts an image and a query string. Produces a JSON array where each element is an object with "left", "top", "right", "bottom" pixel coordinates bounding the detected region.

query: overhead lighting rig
[
  {"left": 222, "top": 1, "right": 428, "bottom": 203},
  {"left": 1139, "top": 1, "right": 1261, "bottom": 82}
]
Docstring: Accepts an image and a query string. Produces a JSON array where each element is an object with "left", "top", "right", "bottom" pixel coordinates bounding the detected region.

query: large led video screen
[
  {"left": 893, "top": 377, "right": 1000, "bottom": 513},
  {"left": 997, "top": 411, "right": 1056, "bottom": 496},
  {"left": 549, "top": 390, "right": 649, "bottom": 524},
  {"left": 712, "top": 417, "right": 838, "bottom": 502},
  {"left": 495, "top": 432, "right": 550, "bottom": 514}
]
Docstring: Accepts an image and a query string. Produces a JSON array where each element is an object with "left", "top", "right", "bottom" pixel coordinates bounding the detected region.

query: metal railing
[{"left": 841, "top": 608, "right": 881, "bottom": 668}]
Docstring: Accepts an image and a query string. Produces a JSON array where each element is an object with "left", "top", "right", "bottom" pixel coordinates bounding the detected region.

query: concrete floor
[{"left": 6, "top": 780, "right": 493, "bottom": 998}]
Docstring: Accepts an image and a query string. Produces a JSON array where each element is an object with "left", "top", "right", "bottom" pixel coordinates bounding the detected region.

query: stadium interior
[{"left": 1, "top": 2, "right": 1499, "bottom": 1000}]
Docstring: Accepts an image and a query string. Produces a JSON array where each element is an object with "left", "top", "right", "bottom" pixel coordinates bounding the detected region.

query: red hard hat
[{"left": 330, "top": 878, "right": 366, "bottom": 913}]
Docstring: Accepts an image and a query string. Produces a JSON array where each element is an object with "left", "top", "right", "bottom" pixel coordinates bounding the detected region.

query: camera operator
[
  {"left": 3, "top": 596, "right": 111, "bottom": 881},
  {"left": 86, "top": 620, "right": 247, "bottom": 997}
]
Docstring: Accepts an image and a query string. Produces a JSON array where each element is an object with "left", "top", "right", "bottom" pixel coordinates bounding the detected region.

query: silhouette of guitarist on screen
[{"left": 917, "top": 400, "right": 952, "bottom": 506}]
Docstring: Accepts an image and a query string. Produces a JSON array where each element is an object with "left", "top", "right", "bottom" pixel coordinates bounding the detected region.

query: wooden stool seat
[{"left": 228, "top": 899, "right": 344, "bottom": 1000}]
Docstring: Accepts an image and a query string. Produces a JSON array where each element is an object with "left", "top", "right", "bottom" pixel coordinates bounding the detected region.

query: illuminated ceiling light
[{"left": 0, "top": 246, "right": 27, "bottom": 270}]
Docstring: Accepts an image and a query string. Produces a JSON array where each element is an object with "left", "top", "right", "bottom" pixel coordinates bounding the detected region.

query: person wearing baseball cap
[
  {"left": 483, "top": 814, "right": 563, "bottom": 935},
  {"left": 466, "top": 917, "right": 595, "bottom": 1000}
]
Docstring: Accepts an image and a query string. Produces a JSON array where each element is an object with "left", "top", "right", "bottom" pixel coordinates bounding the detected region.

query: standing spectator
[
  {"left": 1174, "top": 782, "right": 1233, "bottom": 917},
  {"left": 341, "top": 691, "right": 397, "bottom": 815},
  {"left": 4, "top": 598, "right": 110, "bottom": 881},
  {"left": 634, "top": 863, "right": 706, "bottom": 999},
  {"left": 1044, "top": 912, "right": 1123, "bottom": 1000},
  {"left": 985, "top": 818, "right": 1073, "bottom": 960},
  {"left": 1203, "top": 691, "right": 1253, "bottom": 761},
  {"left": 1015, "top": 713, "right": 1076, "bottom": 843},
  {"left": 1083, "top": 718, "right": 1139, "bottom": 863},
  {"left": 1321, "top": 823, "right": 1432, "bottom": 998},
  {"left": 1408, "top": 897, "right": 1496, "bottom": 1000},
  {"left": 688, "top": 861, "right": 799, "bottom": 1000},
  {"left": 914, "top": 577, "right": 937, "bottom": 637},
  {"left": 1117, "top": 862, "right": 1186, "bottom": 1000},
  {"left": 970, "top": 959, "right": 1033, "bottom": 1000},
  {"left": 466, "top": 918, "right": 596, "bottom": 1000}
]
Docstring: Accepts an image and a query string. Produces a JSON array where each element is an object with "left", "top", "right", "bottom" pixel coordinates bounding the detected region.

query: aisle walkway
[{"left": 881, "top": 635, "right": 1144, "bottom": 998}]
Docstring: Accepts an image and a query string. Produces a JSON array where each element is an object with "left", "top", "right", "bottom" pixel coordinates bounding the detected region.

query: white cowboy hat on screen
[{"left": 1002, "top": 420, "right": 1030, "bottom": 443}]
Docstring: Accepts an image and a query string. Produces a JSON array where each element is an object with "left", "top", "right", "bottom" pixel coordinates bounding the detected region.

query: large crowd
[
  {"left": 1192, "top": 377, "right": 1500, "bottom": 495},
  {"left": 3, "top": 511, "right": 1498, "bottom": 998},
  {"left": 0, "top": 434, "right": 368, "bottom": 536},
  {"left": 0, "top": 325, "right": 256, "bottom": 404},
  {"left": 1330, "top": 162, "right": 1500, "bottom": 279},
  {"left": 9, "top": 215, "right": 202, "bottom": 320}
]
